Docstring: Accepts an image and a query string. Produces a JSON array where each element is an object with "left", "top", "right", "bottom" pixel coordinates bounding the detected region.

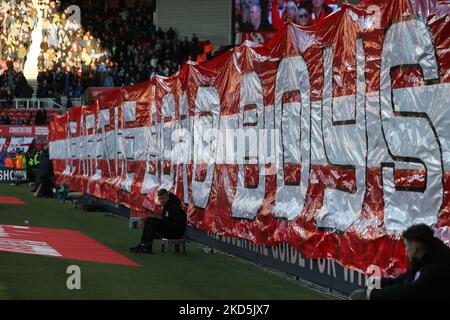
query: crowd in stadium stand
[
  {"left": 0, "top": 0, "right": 338, "bottom": 104},
  {"left": 0, "top": 62, "right": 34, "bottom": 104},
  {"left": 36, "top": 0, "right": 213, "bottom": 100},
  {"left": 0, "top": 0, "right": 38, "bottom": 70},
  {"left": 235, "top": 0, "right": 339, "bottom": 32},
  {"left": 0, "top": 0, "right": 37, "bottom": 103},
  {"left": 0, "top": 0, "right": 216, "bottom": 103}
]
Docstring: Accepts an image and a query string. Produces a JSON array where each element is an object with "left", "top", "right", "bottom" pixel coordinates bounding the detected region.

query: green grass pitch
[{"left": 0, "top": 183, "right": 333, "bottom": 300}]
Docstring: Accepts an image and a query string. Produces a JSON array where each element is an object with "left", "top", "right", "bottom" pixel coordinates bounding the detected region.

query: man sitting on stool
[{"left": 130, "top": 189, "right": 187, "bottom": 254}]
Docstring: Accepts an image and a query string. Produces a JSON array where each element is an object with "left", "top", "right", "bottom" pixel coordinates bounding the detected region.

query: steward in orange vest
[{"left": 5, "top": 155, "right": 14, "bottom": 169}]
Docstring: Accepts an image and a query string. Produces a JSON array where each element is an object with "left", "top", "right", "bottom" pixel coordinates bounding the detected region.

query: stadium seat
[
  {"left": 161, "top": 238, "right": 186, "bottom": 254},
  {"left": 129, "top": 216, "right": 143, "bottom": 229},
  {"left": 66, "top": 192, "right": 84, "bottom": 208}
]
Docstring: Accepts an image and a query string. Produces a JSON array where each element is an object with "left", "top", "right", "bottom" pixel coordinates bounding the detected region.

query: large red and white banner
[{"left": 49, "top": 0, "right": 450, "bottom": 276}]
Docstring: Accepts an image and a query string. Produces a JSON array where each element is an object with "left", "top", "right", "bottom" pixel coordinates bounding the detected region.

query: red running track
[
  {"left": 0, "top": 225, "right": 139, "bottom": 267},
  {"left": 0, "top": 196, "right": 26, "bottom": 205}
]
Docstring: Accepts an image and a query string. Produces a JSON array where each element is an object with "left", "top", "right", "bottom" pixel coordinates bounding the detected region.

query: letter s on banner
[{"left": 380, "top": 19, "right": 443, "bottom": 231}]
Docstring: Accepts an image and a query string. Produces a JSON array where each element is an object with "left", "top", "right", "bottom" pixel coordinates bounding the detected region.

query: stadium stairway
[{"left": 23, "top": 0, "right": 44, "bottom": 98}]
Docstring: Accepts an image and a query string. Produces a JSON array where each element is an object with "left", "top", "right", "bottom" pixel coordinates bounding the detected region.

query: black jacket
[
  {"left": 370, "top": 239, "right": 450, "bottom": 300},
  {"left": 162, "top": 193, "right": 187, "bottom": 230},
  {"left": 39, "top": 151, "right": 54, "bottom": 179}
]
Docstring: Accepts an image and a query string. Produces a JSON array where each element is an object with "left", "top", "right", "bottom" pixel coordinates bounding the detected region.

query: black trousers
[
  {"left": 38, "top": 175, "right": 53, "bottom": 198},
  {"left": 140, "top": 217, "right": 185, "bottom": 244}
]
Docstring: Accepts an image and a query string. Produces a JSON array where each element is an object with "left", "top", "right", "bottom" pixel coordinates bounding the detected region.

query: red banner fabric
[{"left": 49, "top": 0, "right": 450, "bottom": 276}]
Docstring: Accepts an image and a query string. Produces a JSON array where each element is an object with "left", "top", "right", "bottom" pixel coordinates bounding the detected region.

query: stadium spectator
[
  {"left": 130, "top": 189, "right": 187, "bottom": 254},
  {"left": 310, "top": 0, "right": 333, "bottom": 25},
  {"left": 350, "top": 224, "right": 450, "bottom": 300},
  {"left": 237, "top": 1, "right": 252, "bottom": 31},
  {"left": 35, "top": 109, "right": 48, "bottom": 125},
  {"left": 285, "top": 1, "right": 298, "bottom": 23},
  {"left": 0, "top": 152, "right": 5, "bottom": 168},
  {"left": 0, "top": 113, "right": 10, "bottom": 124},
  {"left": 29, "top": 147, "right": 41, "bottom": 191},
  {"left": 65, "top": 98, "right": 73, "bottom": 109},
  {"left": 250, "top": 3, "right": 271, "bottom": 31},
  {"left": 296, "top": 3, "right": 311, "bottom": 26},
  {"left": 5, "top": 154, "right": 15, "bottom": 169},
  {"left": 13, "top": 72, "right": 33, "bottom": 98},
  {"left": 26, "top": 148, "right": 35, "bottom": 182},
  {"left": 271, "top": 0, "right": 287, "bottom": 30},
  {"left": 0, "top": 65, "right": 33, "bottom": 104},
  {"left": 15, "top": 151, "right": 26, "bottom": 169},
  {"left": 36, "top": 146, "right": 54, "bottom": 198}
]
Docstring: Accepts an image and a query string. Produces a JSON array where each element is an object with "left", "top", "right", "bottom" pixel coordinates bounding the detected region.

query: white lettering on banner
[
  {"left": 113, "top": 106, "right": 124, "bottom": 183},
  {"left": 141, "top": 85, "right": 161, "bottom": 194},
  {"left": 0, "top": 170, "right": 14, "bottom": 181},
  {"left": 93, "top": 108, "right": 111, "bottom": 179},
  {"left": 34, "top": 126, "right": 49, "bottom": 136},
  {"left": 380, "top": 20, "right": 443, "bottom": 231},
  {"left": 9, "top": 127, "right": 32, "bottom": 134},
  {"left": 274, "top": 56, "right": 311, "bottom": 220},
  {"left": 160, "top": 94, "right": 175, "bottom": 191},
  {"left": 85, "top": 113, "right": 96, "bottom": 177},
  {"left": 173, "top": 93, "right": 191, "bottom": 204},
  {"left": 49, "top": 20, "right": 450, "bottom": 232},
  {"left": 232, "top": 72, "right": 266, "bottom": 219},
  {"left": 61, "top": 121, "right": 70, "bottom": 174},
  {"left": 206, "top": 233, "right": 356, "bottom": 279},
  {"left": 316, "top": 39, "right": 367, "bottom": 231},
  {"left": 94, "top": 111, "right": 104, "bottom": 169},
  {"left": 121, "top": 101, "right": 138, "bottom": 192},
  {"left": 192, "top": 87, "right": 220, "bottom": 208},
  {"left": 79, "top": 111, "right": 87, "bottom": 176},
  {"left": 69, "top": 120, "right": 78, "bottom": 176}
]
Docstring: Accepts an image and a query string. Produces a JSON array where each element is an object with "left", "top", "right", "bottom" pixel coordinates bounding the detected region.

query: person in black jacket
[
  {"left": 130, "top": 189, "right": 187, "bottom": 254},
  {"left": 36, "top": 147, "right": 54, "bottom": 198},
  {"left": 350, "top": 224, "right": 450, "bottom": 300}
]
